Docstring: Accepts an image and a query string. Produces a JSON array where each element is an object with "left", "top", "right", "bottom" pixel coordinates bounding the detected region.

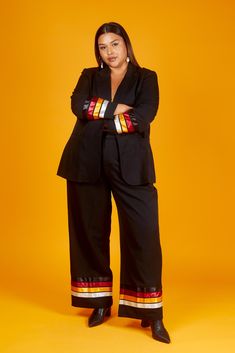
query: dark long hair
[{"left": 94, "top": 22, "right": 140, "bottom": 68}]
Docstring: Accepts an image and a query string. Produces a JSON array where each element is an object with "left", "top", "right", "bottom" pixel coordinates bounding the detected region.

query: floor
[{"left": 1, "top": 277, "right": 234, "bottom": 353}]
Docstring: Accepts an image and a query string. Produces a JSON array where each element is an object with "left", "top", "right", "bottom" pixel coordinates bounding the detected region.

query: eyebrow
[{"left": 98, "top": 39, "right": 119, "bottom": 46}]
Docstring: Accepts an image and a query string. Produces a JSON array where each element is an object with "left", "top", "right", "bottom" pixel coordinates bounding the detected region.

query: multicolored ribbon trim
[
  {"left": 119, "top": 287, "right": 163, "bottom": 309},
  {"left": 82, "top": 97, "right": 109, "bottom": 120},
  {"left": 82, "top": 97, "right": 139, "bottom": 134},
  {"left": 113, "top": 111, "right": 138, "bottom": 134},
  {"left": 71, "top": 278, "right": 113, "bottom": 298}
]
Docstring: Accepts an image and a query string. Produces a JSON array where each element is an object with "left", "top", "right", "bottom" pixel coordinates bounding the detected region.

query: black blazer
[{"left": 56, "top": 61, "right": 159, "bottom": 185}]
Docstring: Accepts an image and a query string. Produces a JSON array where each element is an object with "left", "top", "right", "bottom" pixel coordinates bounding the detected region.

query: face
[{"left": 98, "top": 32, "right": 128, "bottom": 69}]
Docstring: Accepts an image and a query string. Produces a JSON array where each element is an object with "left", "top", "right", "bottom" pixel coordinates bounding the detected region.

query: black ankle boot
[
  {"left": 88, "top": 307, "right": 111, "bottom": 327},
  {"left": 141, "top": 319, "right": 171, "bottom": 343}
]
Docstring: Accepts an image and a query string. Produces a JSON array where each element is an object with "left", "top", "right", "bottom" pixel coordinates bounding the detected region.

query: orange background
[{"left": 1, "top": 0, "right": 234, "bottom": 352}]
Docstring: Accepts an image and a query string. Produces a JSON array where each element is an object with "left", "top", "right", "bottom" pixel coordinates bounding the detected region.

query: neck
[{"left": 109, "top": 61, "right": 129, "bottom": 75}]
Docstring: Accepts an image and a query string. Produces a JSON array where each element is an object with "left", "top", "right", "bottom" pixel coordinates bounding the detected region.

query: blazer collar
[{"left": 96, "top": 61, "right": 139, "bottom": 102}]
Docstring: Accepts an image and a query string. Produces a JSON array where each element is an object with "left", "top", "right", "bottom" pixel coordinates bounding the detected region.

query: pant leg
[
  {"left": 102, "top": 134, "right": 163, "bottom": 320},
  {"left": 66, "top": 176, "right": 113, "bottom": 308},
  {"left": 115, "top": 184, "right": 163, "bottom": 320}
]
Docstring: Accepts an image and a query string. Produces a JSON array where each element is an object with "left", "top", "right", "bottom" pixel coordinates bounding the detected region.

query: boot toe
[
  {"left": 88, "top": 307, "right": 111, "bottom": 327},
  {"left": 151, "top": 320, "right": 171, "bottom": 344}
]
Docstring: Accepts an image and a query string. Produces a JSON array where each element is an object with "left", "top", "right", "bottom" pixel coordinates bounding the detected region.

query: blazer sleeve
[
  {"left": 71, "top": 68, "right": 118, "bottom": 120},
  {"left": 103, "top": 70, "right": 159, "bottom": 134}
]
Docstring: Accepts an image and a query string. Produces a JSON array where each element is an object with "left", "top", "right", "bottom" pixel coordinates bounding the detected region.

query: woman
[{"left": 57, "top": 22, "right": 171, "bottom": 344}]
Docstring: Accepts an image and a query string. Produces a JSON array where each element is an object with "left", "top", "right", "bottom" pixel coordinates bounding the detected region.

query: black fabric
[
  {"left": 56, "top": 62, "right": 159, "bottom": 185},
  {"left": 66, "top": 133, "right": 163, "bottom": 320},
  {"left": 72, "top": 296, "right": 113, "bottom": 309},
  {"left": 118, "top": 305, "right": 163, "bottom": 321}
]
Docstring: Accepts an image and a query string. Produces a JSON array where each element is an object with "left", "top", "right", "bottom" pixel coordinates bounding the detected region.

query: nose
[{"left": 107, "top": 46, "right": 113, "bottom": 55}]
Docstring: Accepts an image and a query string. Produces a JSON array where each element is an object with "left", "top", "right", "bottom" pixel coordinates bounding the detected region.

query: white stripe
[
  {"left": 99, "top": 100, "right": 109, "bottom": 118},
  {"left": 71, "top": 291, "right": 112, "bottom": 298},
  {"left": 119, "top": 299, "right": 163, "bottom": 309},
  {"left": 114, "top": 115, "right": 122, "bottom": 133}
]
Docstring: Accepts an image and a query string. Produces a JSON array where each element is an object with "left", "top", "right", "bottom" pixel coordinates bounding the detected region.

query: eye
[
  {"left": 99, "top": 46, "right": 106, "bottom": 50},
  {"left": 112, "top": 42, "right": 118, "bottom": 46}
]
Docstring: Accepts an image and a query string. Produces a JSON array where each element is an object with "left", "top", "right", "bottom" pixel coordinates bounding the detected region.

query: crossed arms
[{"left": 70, "top": 68, "right": 159, "bottom": 134}]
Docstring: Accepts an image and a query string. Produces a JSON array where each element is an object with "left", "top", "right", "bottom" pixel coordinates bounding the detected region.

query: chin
[{"left": 108, "top": 61, "right": 124, "bottom": 68}]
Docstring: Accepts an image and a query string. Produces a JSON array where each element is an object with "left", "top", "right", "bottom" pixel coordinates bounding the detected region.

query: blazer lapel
[
  {"left": 93, "top": 61, "right": 139, "bottom": 103},
  {"left": 113, "top": 62, "right": 139, "bottom": 103},
  {"left": 93, "top": 65, "right": 110, "bottom": 100}
]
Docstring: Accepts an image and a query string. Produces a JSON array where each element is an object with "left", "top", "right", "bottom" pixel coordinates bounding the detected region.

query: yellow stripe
[
  {"left": 71, "top": 286, "right": 112, "bottom": 293},
  {"left": 93, "top": 98, "right": 103, "bottom": 119},
  {"left": 120, "top": 294, "right": 162, "bottom": 303},
  {"left": 119, "top": 114, "right": 128, "bottom": 132}
]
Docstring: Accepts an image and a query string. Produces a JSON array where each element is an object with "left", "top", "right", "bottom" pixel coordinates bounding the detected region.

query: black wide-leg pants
[{"left": 66, "top": 132, "right": 163, "bottom": 320}]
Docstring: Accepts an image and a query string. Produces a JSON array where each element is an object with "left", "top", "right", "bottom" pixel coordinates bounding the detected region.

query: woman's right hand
[{"left": 114, "top": 104, "right": 133, "bottom": 115}]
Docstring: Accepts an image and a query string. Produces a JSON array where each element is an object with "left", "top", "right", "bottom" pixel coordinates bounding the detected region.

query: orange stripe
[
  {"left": 93, "top": 98, "right": 103, "bottom": 119},
  {"left": 119, "top": 114, "right": 128, "bottom": 132},
  {"left": 120, "top": 294, "right": 162, "bottom": 303}
]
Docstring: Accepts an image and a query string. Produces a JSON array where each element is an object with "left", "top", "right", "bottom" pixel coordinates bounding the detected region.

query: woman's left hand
[{"left": 114, "top": 104, "right": 133, "bottom": 115}]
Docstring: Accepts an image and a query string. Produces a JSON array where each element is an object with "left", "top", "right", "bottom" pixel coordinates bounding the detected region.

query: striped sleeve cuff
[
  {"left": 113, "top": 111, "right": 138, "bottom": 134},
  {"left": 82, "top": 96, "right": 118, "bottom": 120}
]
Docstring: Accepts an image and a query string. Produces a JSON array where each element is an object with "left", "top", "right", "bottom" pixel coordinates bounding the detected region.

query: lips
[{"left": 108, "top": 57, "right": 117, "bottom": 61}]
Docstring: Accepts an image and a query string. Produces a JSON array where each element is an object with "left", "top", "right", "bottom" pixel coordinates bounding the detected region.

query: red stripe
[
  {"left": 123, "top": 112, "right": 135, "bottom": 132},
  {"left": 87, "top": 97, "right": 98, "bottom": 119},
  {"left": 71, "top": 281, "right": 113, "bottom": 288},
  {"left": 120, "top": 288, "right": 162, "bottom": 298}
]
